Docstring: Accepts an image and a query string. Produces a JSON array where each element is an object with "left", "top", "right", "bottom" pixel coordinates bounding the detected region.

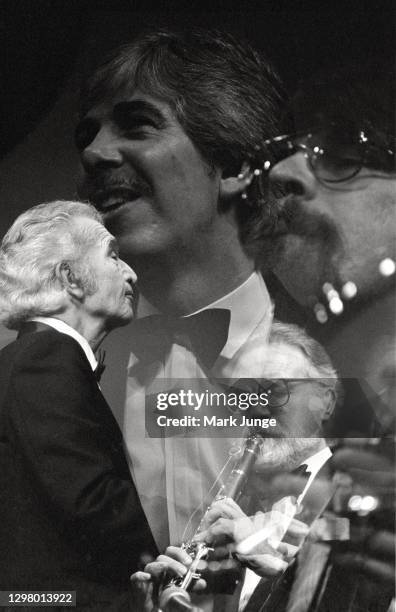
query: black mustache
[{"left": 79, "top": 174, "right": 152, "bottom": 202}]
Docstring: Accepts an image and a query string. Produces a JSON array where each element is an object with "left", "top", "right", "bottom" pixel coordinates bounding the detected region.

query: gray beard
[{"left": 256, "top": 437, "right": 324, "bottom": 471}]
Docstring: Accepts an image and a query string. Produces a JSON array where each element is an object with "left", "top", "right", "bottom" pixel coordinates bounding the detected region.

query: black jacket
[{"left": 0, "top": 323, "right": 157, "bottom": 610}]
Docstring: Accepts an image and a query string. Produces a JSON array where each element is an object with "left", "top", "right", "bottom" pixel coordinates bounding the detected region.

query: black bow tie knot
[
  {"left": 291, "top": 463, "right": 311, "bottom": 478},
  {"left": 94, "top": 349, "right": 106, "bottom": 382},
  {"left": 131, "top": 308, "right": 231, "bottom": 370}
]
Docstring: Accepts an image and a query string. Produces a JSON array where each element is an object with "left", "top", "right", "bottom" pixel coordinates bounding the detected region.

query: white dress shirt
[
  {"left": 297, "top": 446, "right": 332, "bottom": 505},
  {"left": 123, "top": 272, "right": 273, "bottom": 552}
]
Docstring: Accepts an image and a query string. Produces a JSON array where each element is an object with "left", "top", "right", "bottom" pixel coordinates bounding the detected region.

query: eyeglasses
[
  {"left": 262, "top": 124, "right": 395, "bottom": 184},
  {"left": 231, "top": 378, "right": 291, "bottom": 409}
]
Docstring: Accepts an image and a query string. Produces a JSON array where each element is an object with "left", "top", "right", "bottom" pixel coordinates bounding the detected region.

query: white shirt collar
[
  {"left": 301, "top": 446, "right": 332, "bottom": 475},
  {"left": 30, "top": 317, "right": 97, "bottom": 372},
  {"left": 135, "top": 272, "right": 272, "bottom": 360},
  {"left": 187, "top": 272, "right": 272, "bottom": 359},
  {"left": 298, "top": 446, "right": 332, "bottom": 504}
]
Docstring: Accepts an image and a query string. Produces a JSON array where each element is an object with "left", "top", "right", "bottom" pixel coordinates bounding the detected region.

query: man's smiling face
[{"left": 76, "top": 91, "right": 222, "bottom": 260}]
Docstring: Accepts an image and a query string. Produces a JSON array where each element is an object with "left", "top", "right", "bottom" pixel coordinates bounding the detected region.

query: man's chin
[
  {"left": 121, "top": 310, "right": 135, "bottom": 326},
  {"left": 255, "top": 437, "right": 318, "bottom": 472},
  {"left": 255, "top": 439, "right": 297, "bottom": 472},
  {"left": 107, "top": 311, "right": 135, "bottom": 331}
]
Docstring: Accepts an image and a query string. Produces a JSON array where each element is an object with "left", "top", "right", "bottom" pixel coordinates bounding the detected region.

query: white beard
[{"left": 256, "top": 437, "right": 323, "bottom": 471}]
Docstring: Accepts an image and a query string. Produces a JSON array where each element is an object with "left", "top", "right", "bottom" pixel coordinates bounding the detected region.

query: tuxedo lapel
[
  {"left": 242, "top": 456, "right": 334, "bottom": 612},
  {"left": 284, "top": 541, "right": 330, "bottom": 612},
  {"left": 244, "top": 561, "right": 297, "bottom": 612}
]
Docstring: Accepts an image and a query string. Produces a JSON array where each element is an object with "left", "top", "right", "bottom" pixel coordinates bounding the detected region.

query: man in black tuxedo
[{"left": 0, "top": 200, "right": 157, "bottom": 610}]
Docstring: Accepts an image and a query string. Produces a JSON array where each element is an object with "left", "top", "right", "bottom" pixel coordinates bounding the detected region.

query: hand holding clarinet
[{"left": 130, "top": 435, "right": 293, "bottom": 611}]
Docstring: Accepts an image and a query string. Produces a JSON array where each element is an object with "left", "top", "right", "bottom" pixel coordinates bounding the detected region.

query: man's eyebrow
[
  {"left": 106, "top": 237, "right": 119, "bottom": 253},
  {"left": 112, "top": 100, "right": 167, "bottom": 126}
]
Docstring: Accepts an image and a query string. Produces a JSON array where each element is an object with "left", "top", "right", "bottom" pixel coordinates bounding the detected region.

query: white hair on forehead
[
  {"left": 269, "top": 321, "right": 337, "bottom": 378},
  {"left": 268, "top": 321, "right": 341, "bottom": 402},
  {"left": 3, "top": 200, "right": 102, "bottom": 241},
  {"left": 0, "top": 200, "right": 104, "bottom": 329}
]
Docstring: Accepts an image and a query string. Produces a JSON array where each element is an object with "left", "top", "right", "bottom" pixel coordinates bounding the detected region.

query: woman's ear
[
  {"left": 219, "top": 161, "right": 254, "bottom": 200},
  {"left": 56, "top": 262, "right": 84, "bottom": 300}
]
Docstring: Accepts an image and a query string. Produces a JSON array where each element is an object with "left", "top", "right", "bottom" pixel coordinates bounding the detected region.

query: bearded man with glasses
[
  {"left": 257, "top": 65, "right": 395, "bottom": 432},
  {"left": 263, "top": 66, "right": 395, "bottom": 334},
  {"left": 261, "top": 65, "right": 395, "bottom": 612}
]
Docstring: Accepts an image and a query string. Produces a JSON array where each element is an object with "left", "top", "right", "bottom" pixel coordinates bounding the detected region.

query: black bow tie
[
  {"left": 130, "top": 308, "right": 231, "bottom": 370},
  {"left": 94, "top": 349, "right": 106, "bottom": 382}
]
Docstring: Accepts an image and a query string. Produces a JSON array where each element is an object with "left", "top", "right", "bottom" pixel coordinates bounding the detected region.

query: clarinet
[{"left": 159, "top": 435, "right": 263, "bottom": 611}]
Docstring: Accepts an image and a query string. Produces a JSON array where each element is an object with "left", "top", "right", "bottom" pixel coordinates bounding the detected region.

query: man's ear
[
  {"left": 56, "top": 262, "right": 84, "bottom": 300},
  {"left": 219, "top": 161, "right": 254, "bottom": 200},
  {"left": 322, "top": 388, "right": 336, "bottom": 421}
]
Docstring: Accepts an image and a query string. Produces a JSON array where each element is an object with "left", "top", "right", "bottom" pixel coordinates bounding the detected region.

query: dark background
[
  {"left": 0, "top": 1, "right": 395, "bottom": 394},
  {"left": 1, "top": 0, "right": 394, "bottom": 159}
]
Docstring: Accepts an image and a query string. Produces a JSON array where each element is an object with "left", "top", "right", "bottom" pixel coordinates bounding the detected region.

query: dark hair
[
  {"left": 80, "top": 28, "right": 287, "bottom": 262},
  {"left": 289, "top": 62, "right": 395, "bottom": 137}
]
